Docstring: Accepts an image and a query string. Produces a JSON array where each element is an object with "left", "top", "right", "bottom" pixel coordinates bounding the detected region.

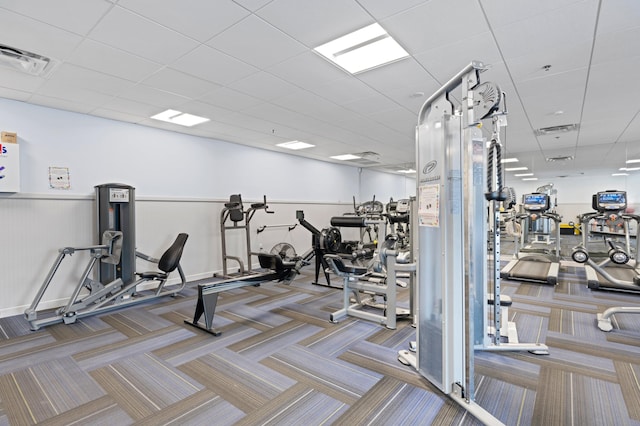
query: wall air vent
[
  {"left": 546, "top": 156, "right": 574, "bottom": 162},
  {"left": 0, "top": 44, "right": 54, "bottom": 76},
  {"left": 534, "top": 124, "right": 579, "bottom": 136}
]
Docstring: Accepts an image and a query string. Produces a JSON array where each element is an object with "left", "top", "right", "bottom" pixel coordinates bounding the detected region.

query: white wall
[{"left": 0, "top": 98, "right": 413, "bottom": 317}]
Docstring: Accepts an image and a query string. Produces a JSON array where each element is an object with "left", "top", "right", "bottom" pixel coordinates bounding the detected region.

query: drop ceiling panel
[
  {"left": 44, "top": 63, "right": 135, "bottom": 95},
  {"left": 170, "top": 45, "right": 259, "bottom": 86},
  {"left": 141, "top": 68, "right": 221, "bottom": 99},
  {"left": 342, "top": 94, "right": 402, "bottom": 116},
  {"left": 266, "top": 51, "right": 348, "bottom": 90},
  {"left": 592, "top": 26, "right": 640, "bottom": 66},
  {"left": 28, "top": 94, "right": 97, "bottom": 114},
  {"left": 117, "top": 0, "right": 249, "bottom": 42},
  {"left": 0, "top": 0, "right": 112, "bottom": 36},
  {"left": 506, "top": 43, "right": 591, "bottom": 82},
  {"left": 479, "top": 0, "right": 586, "bottom": 29},
  {"left": 356, "top": 0, "right": 430, "bottom": 20},
  {"left": 535, "top": 133, "right": 578, "bottom": 151},
  {"left": 617, "top": 114, "right": 640, "bottom": 144},
  {"left": 491, "top": 1, "right": 599, "bottom": 61},
  {"left": 88, "top": 6, "right": 199, "bottom": 63},
  {"left": 382, "top": 0, "right": 487, "bottom": 55},
  {"left": 582, "top": 56, "right": 640, "bottom": 123},
  {"left": 92, "top": 108, "right": 147, "bottom": 124},
  {"left": 356, "top": 59, "right": 439, "bottom": 101},
  {"left": 67, "top": 39, "right": 163, "bottom": 82},
  {"left": 0, "top": 8, "right": 83, "bottom": 59},
  {"left": 101, "top": 96, "right": 159, "bottom": 117},
  {"left": 306, "top": 77, "right": 381, "bottom": 106},
  {"left": 256, "top": 0, "right": 372, "bottom": 47},
  {"left": 413, "top": 33, "right": 502, "bottom": 84},
  {"left": 232, "top": 0, "right": 273, "bottom": 12},
  {"left": 115, "top": 84, "right": 191, "bottom": 109},
  {"left": 0, "top": 68, "right": 46, "bottom": 93},
  {"left": 199, "top": 87, "right": 264, "bottom": 111},
  {"left": 595, "top": 0, "right": 640, "bottom": 35},
  {"left": 578, "top": 117, "right": 637, "bottom": 146},
  {"left": 365, "top": 107, "right": 416, "bottom": 135},
  {"left": 228, "top": 72, "right": 300, "bottom": 102},
  {"left": 206, "top": 15, "right": 307, "bottom": 69},
  {"left": 0, "top": 86, "right": 30, "bottom": 102}
]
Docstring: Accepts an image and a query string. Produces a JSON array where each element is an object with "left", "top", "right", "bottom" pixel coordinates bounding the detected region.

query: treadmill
[
  {"left": 501, "top": 193, "right": 561, "bottom": 285},
  {"left": 572, "top": 190, "right": 640, "bottom": 293}
]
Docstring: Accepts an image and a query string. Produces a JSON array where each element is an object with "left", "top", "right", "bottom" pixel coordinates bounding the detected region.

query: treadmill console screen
[
  {"left": 523, "top": 193, "right": 549, "bottom": 211},
  {"left": 596, "top": 191, "right": 626, "bottom": 212}
]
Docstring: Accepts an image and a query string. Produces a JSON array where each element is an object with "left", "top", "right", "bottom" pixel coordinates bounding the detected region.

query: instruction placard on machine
[
  {"left": 109, "top": 188, "right": 130, "bottom": 202},
  {"left": 418, "top": 184, "right": 439, "bottom": 227}
]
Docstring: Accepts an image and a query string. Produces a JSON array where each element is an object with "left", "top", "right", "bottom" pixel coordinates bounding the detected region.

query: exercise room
[{"left": 1, "top": 1, "right": 639, "bottom": 425}]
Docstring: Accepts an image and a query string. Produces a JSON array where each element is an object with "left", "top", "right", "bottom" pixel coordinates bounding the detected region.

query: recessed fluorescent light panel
[
  {"left": 276, "top": 140, "right": 315, "bottom": 150},
  {"left": 514, "top": 173, "right": 534, "bottom": 177},
  {"left": 505, "top": 167, "right": 528, "bottom": 171},
  {"left": 397, "top": 168, "right": 416, "bottom": 174},
  {"left": 314, "top": 23, "right": 409, "bottom": 74},
  {"left": 619, "top": 167, "right": 640, "bottom": 171},
  {"left": 331, "top": 154, "right": 362, "bottom": 161},
  {"left": 501, "top": 158, "right": 519, "bottom": 163},
  {"left": 522, "top": 178, "right": 538, "bottom": 181},
  {"left": 626, "top": 159, "right": 640, "bottom": 164},
  {"left": 612, "top": 173, "right": 629, "bottom": 176},
  {"left": 151, "top": 109, "right": 209, "bottom": 127}
]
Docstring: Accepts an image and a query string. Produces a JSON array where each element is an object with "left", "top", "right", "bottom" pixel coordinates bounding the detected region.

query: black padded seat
[
  {"left": 324, "top": 254, "right": 367, "bottom": 276},
  {"left": 136, "top": 233, "right": 188, "bottom": 281}
]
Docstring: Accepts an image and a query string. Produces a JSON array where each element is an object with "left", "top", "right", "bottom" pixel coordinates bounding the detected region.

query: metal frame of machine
[{"left": 396, "top": 61, "right": 548, "bottom": 425}]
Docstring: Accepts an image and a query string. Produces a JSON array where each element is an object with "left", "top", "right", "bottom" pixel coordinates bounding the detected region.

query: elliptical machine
[{"left": 572, "top": 190, "right": 640, "bottom": 293}]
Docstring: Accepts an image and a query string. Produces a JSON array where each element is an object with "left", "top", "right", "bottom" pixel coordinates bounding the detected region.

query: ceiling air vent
[
  {"left": 534, "top": 124, "right": 579, "bottom": 136},
  {"left": 350, "top": 151, "right": 381, "bottom": 166},
  {"left": 546, "top": 155, "right": 574, "bottom": 162},
  {"left": 0, "top": 44, "right": 54, "bottom": 76}
]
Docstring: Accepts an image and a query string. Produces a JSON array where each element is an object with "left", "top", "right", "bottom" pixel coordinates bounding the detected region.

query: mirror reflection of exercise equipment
[
  {"left": 500, "top": 192, "right": 561, "bottom": 285},
  {"left": 396, "top": 61, "right": 548, "bottom": 425},
  {"left": 219, "top": 194, "right": 273, "bottom": 278},
  {"left": 24, "top": 183, "right": 188, "bottom": 331}
]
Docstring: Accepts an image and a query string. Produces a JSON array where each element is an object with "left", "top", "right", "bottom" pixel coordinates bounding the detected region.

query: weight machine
[
  {"left": 24, "top": 183, "right": 188, "bottom": 330},
  {"left": 396, "top": 61, "right": 548, "bottom": 425},
  {"left": 219, "top": 194, "right": 273, "bottom": 277}
]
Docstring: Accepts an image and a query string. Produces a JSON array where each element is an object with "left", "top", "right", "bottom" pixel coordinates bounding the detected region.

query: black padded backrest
[
  {"left": 228, "top": 194, "right": 244, "bottom": 223},
  {"left": 158, "top": 233, "right": 188, "bottom": 273},
  {"left": 258, "top": 253, "right": 284, "bottom": 275}
]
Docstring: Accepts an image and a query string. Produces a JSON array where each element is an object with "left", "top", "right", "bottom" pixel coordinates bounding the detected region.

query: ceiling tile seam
[
  {"left": 574, "top": 0, "right": 604, "bottom": 162},
  {"left": 476, "top": 0, "right": 547, "bottom": 162}
]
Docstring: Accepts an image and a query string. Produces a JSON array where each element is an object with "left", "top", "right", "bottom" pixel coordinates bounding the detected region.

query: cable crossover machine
[{"left": 396, "top": 61, "right": 548, "bottom": 425}]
